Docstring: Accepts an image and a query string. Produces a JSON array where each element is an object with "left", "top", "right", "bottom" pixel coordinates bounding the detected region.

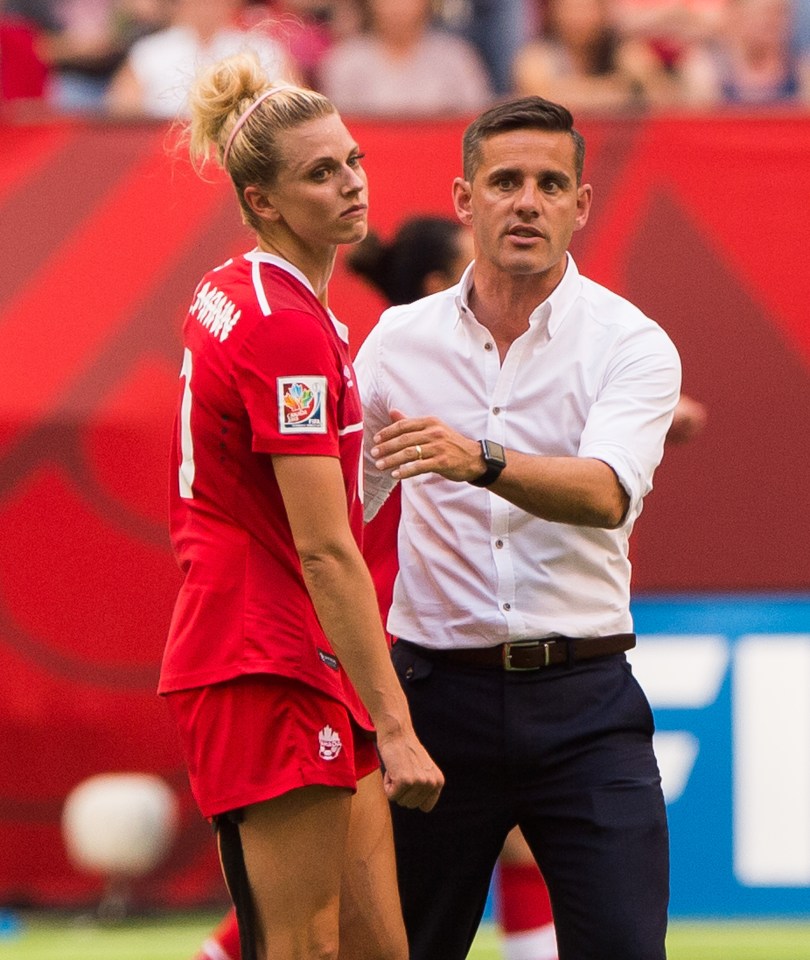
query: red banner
[{"left": 1, "top": 113, "right": 808, "bottom": 906}]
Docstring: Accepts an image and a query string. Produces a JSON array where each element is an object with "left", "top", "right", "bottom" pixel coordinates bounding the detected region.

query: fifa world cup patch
[
  {"left": 278, "top": 376, "right": 327, "bottom": 433},
  {"left": 318, "top": 725, "right": 343, "bottom": 761}
]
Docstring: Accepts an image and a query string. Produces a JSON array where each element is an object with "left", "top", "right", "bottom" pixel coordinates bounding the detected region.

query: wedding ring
[{"left": 415, "top": 444, "right": 423, "bottom": 460}]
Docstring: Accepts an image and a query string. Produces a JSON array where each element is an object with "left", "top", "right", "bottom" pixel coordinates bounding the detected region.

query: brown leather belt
[{"left": 397, "top": 634, "right": 635, "bottom": 671}]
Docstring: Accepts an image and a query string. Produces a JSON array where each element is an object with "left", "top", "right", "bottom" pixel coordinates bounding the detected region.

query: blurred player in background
[{"left": 162, "top": 50, "right": 442, "bottom": 960}]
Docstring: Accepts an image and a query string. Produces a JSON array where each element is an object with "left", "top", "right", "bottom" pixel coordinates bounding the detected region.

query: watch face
[{"left": 483, "top": 440, "right": 506, "bottom": 466}]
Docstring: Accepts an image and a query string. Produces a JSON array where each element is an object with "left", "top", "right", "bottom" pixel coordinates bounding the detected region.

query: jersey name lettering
[{"left": 190, "top": 282, "right": 241, "bottom": 342}]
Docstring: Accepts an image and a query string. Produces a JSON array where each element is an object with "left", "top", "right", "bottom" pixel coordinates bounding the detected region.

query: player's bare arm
[{"left": 273, "top": 453, "right": 444, "bottom": 811}]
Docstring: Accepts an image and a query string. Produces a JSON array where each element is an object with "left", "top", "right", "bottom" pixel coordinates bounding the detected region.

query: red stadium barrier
[{"left": 1, "top": 113, "right": 808, "bottom": 907}]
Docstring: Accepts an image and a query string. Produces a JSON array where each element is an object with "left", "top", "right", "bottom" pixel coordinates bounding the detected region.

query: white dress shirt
[{"left": 355, "top": 255, "right": 681, "bottom": 649}]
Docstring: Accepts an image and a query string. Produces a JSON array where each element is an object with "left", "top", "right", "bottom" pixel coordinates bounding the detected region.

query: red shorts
[{"left": 166, "top": 674, "right": 380, "bottom": 819}]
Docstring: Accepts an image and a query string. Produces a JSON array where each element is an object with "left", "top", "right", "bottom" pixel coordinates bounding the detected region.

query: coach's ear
[{"left": 452, "top": 177, "right": 473, "bottom": 227}]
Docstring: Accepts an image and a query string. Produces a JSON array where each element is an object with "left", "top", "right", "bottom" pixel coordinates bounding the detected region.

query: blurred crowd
[{"left": 1, "top": 0, "right": 808, "bottom": 117}]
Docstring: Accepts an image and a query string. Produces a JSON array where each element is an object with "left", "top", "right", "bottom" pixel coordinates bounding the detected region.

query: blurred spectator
[
  {"left": 513, "top": 0, "right": 678, "bottom": 111},
  {"left": 317, "top": 0, "right": 492, "bottom": 117},
  {"left": 241, "top": 1, "right": 363, "bottom": 87},
  {"left": 679, "top": 0, "right": 810, "bottom": 104},
  {"left": 612, "top": 0, "right": 728, "bottom": 70},
  {"left": 436, "top": 0, "right": 534, "bottom": 95},
  {"left": 7, "top": 0, "right": 171, "bottom": 111},
  {"left": 0, "top": 6, "right": 48, "bottom": 102},
  {"left": 794, "top": 0, "right": 810, "bottom": 51},
  {"left": 105, "top": 0, "right": 293, "bottom": 118}
]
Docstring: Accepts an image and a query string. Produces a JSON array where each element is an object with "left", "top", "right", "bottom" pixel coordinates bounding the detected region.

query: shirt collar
[
  {"left": 455, "top": 253, "right": 581, "bottom": 339},
  {"left": 454, "top": 260, "right": 476, "bottom": 325},
  {"left": 544, "top": 253, "right": 581, "bottom": 338}
]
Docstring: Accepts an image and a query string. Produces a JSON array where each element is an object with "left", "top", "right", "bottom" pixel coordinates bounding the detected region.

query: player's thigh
[
  {"left": 338, "top": 769, "right": 408, "bottom": 960},
  {"left": 239, "top": 785, "right": 352, "bottom": 957}
]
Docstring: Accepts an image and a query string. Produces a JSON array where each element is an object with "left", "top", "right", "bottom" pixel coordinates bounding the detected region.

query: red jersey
[{"left": 160, "top": 251, "right": 370, "bottom": 731}]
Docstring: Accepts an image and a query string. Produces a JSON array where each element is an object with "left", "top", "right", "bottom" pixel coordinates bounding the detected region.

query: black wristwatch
[{"left": 468, "top": 439, "right": 507, "bottom": 487}]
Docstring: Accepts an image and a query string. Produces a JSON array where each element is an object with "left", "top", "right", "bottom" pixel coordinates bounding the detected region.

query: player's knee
[
  {"left": 300, "top": 942, "right": 339, "bottom": 960},
  {"left": 261, "top": 927, "right": 340, "bottom": 960},
  {"left": 361, "top": 943, "right": 408, "bottom": 960},
  {"left": 374, "top": 933, "right": 409, "bottom": 960},
  {"left": 340, "top": 922, "right": 408, "bottom": 960}
]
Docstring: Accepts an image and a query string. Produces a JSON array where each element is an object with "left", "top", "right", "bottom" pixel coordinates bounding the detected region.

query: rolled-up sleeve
[{"left": 578, "top": 323, "right": 681, "bottom": 519}]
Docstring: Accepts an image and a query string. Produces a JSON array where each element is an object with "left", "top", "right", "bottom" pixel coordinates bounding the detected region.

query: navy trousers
[{"left": 390, "top": 641, "right": 670, "bottom": 960}]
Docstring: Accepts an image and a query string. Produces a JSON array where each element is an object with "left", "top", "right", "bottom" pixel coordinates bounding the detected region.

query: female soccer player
[{"left": 161, "top": 51, "right": 443, "bottom": 960}]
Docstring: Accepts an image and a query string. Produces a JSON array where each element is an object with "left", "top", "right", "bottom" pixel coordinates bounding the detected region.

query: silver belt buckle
[{"left": 502, "top": 639, "right": 548, "bottom": 671}]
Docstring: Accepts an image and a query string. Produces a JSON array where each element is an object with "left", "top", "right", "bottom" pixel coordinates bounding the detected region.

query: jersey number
[{"left": 179, "top": 348, "right": 195, "bottom": 499}]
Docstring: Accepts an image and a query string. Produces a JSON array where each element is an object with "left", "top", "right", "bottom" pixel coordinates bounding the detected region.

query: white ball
[{"left": 62, "top": 773, "right": 179, "bottom": 878}]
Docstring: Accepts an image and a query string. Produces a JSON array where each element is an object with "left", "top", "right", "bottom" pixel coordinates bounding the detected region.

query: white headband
[{"left": 223, "top": 85, "right": 293, "bottom": 166}]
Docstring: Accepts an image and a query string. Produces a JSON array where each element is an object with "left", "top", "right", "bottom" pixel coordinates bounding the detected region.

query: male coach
[{"left": 355, "top": 97, "right": 681, "bottom": 960}]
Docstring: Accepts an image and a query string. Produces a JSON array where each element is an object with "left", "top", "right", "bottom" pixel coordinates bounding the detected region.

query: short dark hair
[{"left": 462, "top": 97, "right": 586, "bottom": 184}]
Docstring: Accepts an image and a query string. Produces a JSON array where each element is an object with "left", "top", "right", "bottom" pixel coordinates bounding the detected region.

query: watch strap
[{"left": 468, "top": 439, "right": 506, "bottom": 488}]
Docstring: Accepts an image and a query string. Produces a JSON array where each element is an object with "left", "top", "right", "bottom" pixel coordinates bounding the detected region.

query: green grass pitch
[{"left": 1, "top": 914, "right": 810, "bottom": 959}]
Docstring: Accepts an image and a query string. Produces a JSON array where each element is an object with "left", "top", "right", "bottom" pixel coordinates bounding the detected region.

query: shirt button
[
  {"left": 495, "top": 539, "right": 504, "bottom": 549},
  {"left": 502, "top": 602, "right": 511, "bottom": 611},
  {"left": 484, "top": 342, "right": 494, "bottom": 351},
  {"left": 492, "top": 406, "right": 501, "bottom": 415}
]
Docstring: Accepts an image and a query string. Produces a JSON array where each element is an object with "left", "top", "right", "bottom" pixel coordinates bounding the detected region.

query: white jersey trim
[
  {"left": 243, "top": 250, "right": 350, "bottom": 343},
  {"left": 245, "top": 249, "right": 316, "bottom": 319},
  {"left": 327, "top": 308, "right": 350, "bottom": 344},
  {"left": 250, "top": 256, "right": 272, "bottom": 316},
  {"left": 338, "top": 421, "right": 363, "bottom": 436}
]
